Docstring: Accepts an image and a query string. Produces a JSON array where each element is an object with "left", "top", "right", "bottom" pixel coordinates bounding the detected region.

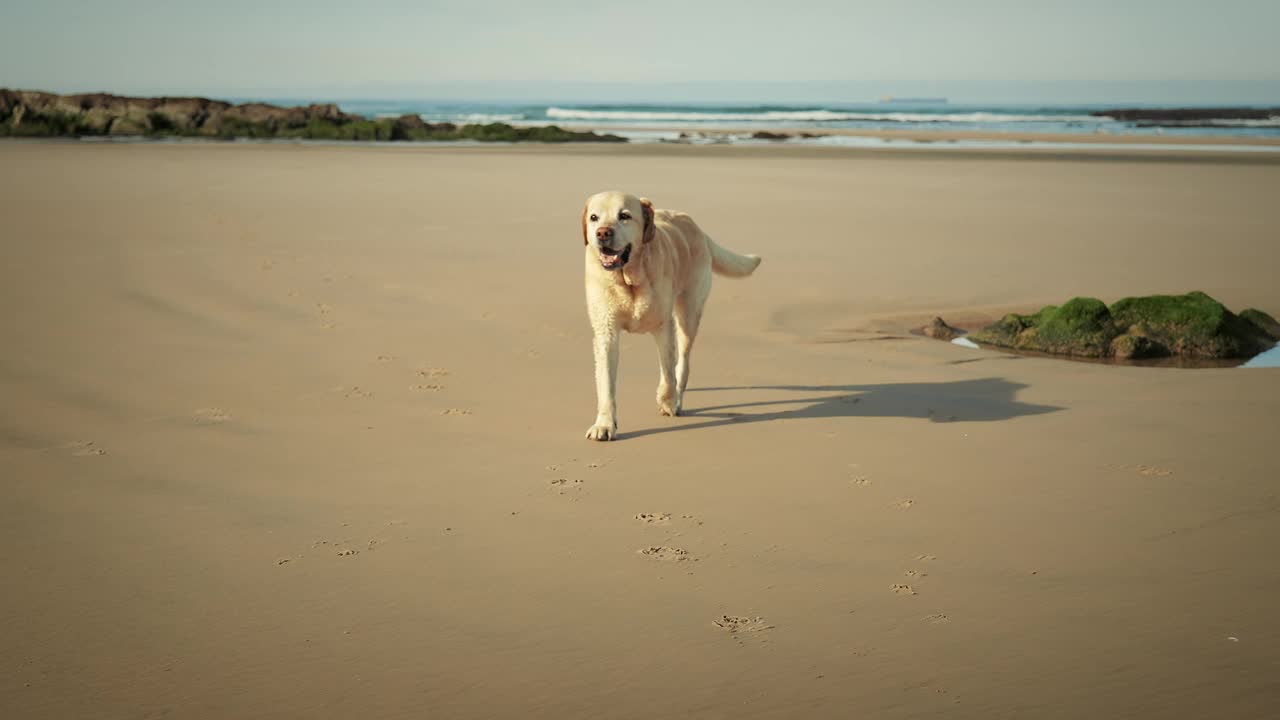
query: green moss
[
  {"left": 215, "top": 116, "right": 273, "bottom": 139},
  {"left": 449, "top": 122, "right": 624, "bottom": 143},
  {"left": 1031, "top": 297, "right": 1114, "bottom": 355},
  {"left": 1110, "top": 291, "right": 1221, "bottom": 345},
  {"left": 971, "top": 297, "right": 1117, "bottom": 357},
  {"left": 1110, "top": 291, "right": 1270, "bottom": 357}
]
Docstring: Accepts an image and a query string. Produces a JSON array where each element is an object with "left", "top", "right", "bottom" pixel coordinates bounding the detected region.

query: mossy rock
[
  {"left": 1029, "top": 297, "right": 1115, "bottom": 356},
  {"left": 1110, "top": 333, "right": 1160, "bottom": 360},
  {"left": 970, "top": 297, "right": 1117, "bottom": 357},
  {"left": 970, "top": 291, "right": 1276, "bottom": 360},
  {"left": 1110, "top": 291, "right": 1271, "bottom": 358},
  {"left": 1240, "top": 308, "right": 1280, "bottom": 340}
]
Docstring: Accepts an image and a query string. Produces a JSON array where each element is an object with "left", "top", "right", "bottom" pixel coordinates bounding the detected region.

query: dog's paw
[
  {"left": 656, "top": 386, "right": 681, "bottom": 417},
  {"left": 585, "top": 422, "right": 617, "bottom": 441},
  {"left": 657, "top": 392, "right": 682, "bottom": 417}
]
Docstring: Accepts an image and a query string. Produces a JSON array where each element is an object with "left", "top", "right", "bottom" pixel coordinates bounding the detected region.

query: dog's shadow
[{"left": 622, "top": 377, "right": 1061, "bottom": 440}]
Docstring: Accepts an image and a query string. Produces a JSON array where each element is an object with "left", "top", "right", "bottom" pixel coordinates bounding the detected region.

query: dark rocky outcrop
[
  {"left": 0, "top": 89, "right": 354, "bottom": 136},
  {"left": 751, "top": 131, "right": 790, "bottom": 141},
  {"left": 0, "top": 89, "right": 626, "bottom": 143},
  {"left": 921, "top": 317, "right": 962, "bottom": 341},
  {"left": 1090, "top": 107, "right": 1280, "bottom": 124},
  {"left": 1240, "top": 308, "right": 1280, "bottom": 340},
  {"left": 969, "top": 292, "right": 1277, "bottom": 361}
]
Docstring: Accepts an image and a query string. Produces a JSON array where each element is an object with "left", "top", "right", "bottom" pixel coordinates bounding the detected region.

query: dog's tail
[{"left": 709, "top": 238, "right": 762, "bottom": 278}]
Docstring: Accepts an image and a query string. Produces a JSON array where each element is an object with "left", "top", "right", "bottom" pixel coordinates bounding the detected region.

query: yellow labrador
[{"left": 581, "top": 191, "right": 762, "bottom": 440}]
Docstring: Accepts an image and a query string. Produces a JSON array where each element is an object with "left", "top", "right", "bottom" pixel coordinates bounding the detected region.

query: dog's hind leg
[
  {"left": 674, "top": 276, "right": 712, "bottom": 404},
  {"left": 654, "top": 321, "right": 680, "bottom": 416}
]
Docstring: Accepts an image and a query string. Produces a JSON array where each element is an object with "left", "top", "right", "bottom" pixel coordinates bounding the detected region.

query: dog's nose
[{"left": 596, "top": 226, "right": 614, "bottom": 242}]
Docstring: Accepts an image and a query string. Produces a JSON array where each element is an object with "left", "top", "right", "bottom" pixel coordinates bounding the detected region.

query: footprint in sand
[
  {"left": 904, "top": 569, "right": 928, "bottom": 578},
  {"left": 441, "top": 408, "right": 471, "bottom": 416},
  {"left": 314, "top": 303, "right": 336, "bottom": 328},
  {"left": 852, "top": 475, "right": 872, "bottom": 487},
  {"left": 923, "top": 613, "right": 951, "bottom": 624},
  {"left": 71, "top": 441, "right": 106, "bottom": 456},
  {"left": 376, "top": 355, "right": 397, "bottom": 362},
  {"left": 891, "top": 499, "right": 915, "bottom": 510},
  {"left": 544, "top": 460, "right": 614, "bottom": 499},
  {"left": 916, "top": 554, "right": 937, "bottom": 562},
  {"left": 287, "top": 523, "right": 403, "bottom": 565},
  {"left": 415, "top": 368, "right": 450, "bottom": 392},
  {"left": 639, "top": 546, "right": 693, "bottom": 562},
  {"left": 194, "top": 408, "right": 231, "bottom": 424},
  {"left": 634, "top": 513, "right": 702, "bottom": 527},
  {"left": 891, "top": 583, "right": 918, "bottom": 596},
  {"left": 340, "top": 386, "right": 374, "bottom": 399},
  {"left": 713, "top": 615, "right": 773, "bottom": 636},
  {"left": 548, "top": 477, "right": 584, "bottom": 496},
  {"left": 1133, "top": 464, "right": 1173, "bottom": 477}
]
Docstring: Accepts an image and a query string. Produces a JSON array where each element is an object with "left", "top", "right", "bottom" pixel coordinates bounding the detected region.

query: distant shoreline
[
  {"left": 5, "top": 89, "right": 1279, "bottom": 150},
  {"left": 565, "top": 124, "right": 1280, "bottom": 149}
]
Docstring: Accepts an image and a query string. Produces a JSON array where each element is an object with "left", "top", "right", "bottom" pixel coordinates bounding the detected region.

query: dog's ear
[
  {"left": 581, "top": 203, "right": 589, "bottom": 245},
  {"left": 640, "top": 198, "right": 655, "bottom": 244}
]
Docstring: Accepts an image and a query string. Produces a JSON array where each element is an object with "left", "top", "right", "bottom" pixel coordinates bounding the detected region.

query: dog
[{"left": 581, "top": 191, "right": 762, "bottom": 440}]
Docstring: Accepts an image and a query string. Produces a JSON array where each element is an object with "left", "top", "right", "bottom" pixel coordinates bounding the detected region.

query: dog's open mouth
[{"left": 599, "top": 244, "right": 631, "bottom": 270}]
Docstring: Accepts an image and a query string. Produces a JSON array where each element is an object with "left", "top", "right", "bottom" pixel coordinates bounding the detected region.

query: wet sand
[{"left": 2, "top": 141, "right": 1279, "bottom": 719}]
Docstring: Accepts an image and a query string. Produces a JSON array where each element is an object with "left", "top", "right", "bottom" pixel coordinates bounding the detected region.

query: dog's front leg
[{"left": 586, "top": 328, "right": 621, "bottom": 440}]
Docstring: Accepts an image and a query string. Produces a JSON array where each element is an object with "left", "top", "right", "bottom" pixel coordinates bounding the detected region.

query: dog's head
[{"left": 581, "top": 191, "right": 654, "bottom": 271}]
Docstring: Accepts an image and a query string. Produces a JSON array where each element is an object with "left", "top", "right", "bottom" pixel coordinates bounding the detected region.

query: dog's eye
[
  {"left": 589, "top": 214, "right": 598, "bottom": 222},
  {"left": 619, "top": 212, "right": 631, "bottom": 221}
]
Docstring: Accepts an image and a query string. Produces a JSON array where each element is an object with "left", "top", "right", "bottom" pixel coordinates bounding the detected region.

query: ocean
[{"left": 326, "top": 100, "right": 1280, "bottom": 142}]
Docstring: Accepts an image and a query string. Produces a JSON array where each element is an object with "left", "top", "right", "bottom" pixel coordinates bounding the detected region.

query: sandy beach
[{"left": 3, "top": 140, "right": 1279, "bottom": 719}]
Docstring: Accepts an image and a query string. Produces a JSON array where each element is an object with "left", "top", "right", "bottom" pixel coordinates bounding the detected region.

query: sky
[{"left": 2, "top": 0, "right": 1279, "bottom": 104}]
